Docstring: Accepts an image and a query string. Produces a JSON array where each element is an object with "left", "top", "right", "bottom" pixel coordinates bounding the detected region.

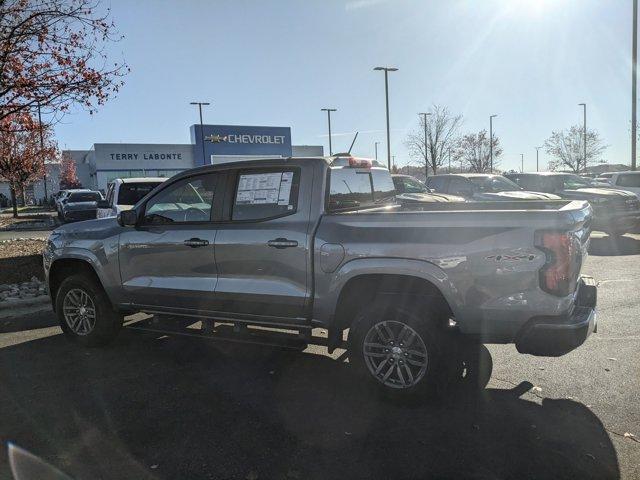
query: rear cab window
[
  {"left": 328, "top": 166, "right": 395, "bottom": 212},
  {"left": 118, "top": 182, "right": 162, "bottom": 206},
  {"left": 231, "top": 168, "right": 300, "bottom": 221},
  {"left": 426, "top": 176, "right": 446, "bottom": 191}
]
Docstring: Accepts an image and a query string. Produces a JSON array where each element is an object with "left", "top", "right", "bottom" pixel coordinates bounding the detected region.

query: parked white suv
[
  {"left": 97, "top": 178, "right": 166, "bottom": 219},
  {"left": 599, "top": 171, "right": 640, "bottom": 199}
]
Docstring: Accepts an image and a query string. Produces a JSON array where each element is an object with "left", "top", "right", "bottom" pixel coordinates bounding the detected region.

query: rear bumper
[{"left": 515, "top": 276, "right": 597, "bottom": 357}]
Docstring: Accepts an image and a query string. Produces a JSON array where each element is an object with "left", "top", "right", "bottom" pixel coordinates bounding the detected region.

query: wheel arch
[{"left": 48, "top": 257, "right": 106, "bottom": 312}]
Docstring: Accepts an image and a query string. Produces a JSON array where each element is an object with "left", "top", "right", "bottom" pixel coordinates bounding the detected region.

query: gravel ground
[{"left": 0, "top": 239, "right": 45, "bottom": 284}]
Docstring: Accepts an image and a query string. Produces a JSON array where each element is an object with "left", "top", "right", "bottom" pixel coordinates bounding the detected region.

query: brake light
[
  {"left": 536, "top": 231, "right": 580, "bottom": 296},
  {"left": 347, "top": 157, "right": 372, "bottom": 168}
]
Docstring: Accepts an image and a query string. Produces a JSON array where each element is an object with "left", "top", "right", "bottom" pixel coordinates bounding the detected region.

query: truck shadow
[
  {"left": 588, "top": 235, "right": 640, "bottom": 256},
  {"left": 0, "top": 329, "right": 620, "bottom": 480}
]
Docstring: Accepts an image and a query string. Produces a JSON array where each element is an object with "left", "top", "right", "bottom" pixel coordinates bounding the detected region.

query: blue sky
[{"left": 54, "top": 0, "right": 634, "bottom": 172}]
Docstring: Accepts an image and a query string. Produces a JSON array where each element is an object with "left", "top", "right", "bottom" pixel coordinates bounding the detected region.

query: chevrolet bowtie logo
[{"left": 204, "top": 134, "right": 228, "bottom": 143}]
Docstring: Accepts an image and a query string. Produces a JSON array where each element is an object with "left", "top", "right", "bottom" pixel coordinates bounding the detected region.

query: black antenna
[{"left": 347, "top": 131, "right": 359, "bottom": 154}]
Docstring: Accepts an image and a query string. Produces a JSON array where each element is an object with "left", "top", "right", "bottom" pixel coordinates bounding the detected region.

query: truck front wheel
[
  {"left": 349, "top": 301, "right": 447, "bottom": 398},
  {"left": 55, "top": 274, "right": 123, "bottom": 347}
]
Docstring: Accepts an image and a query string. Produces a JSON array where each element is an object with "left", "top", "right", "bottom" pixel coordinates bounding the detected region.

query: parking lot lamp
[
  {"left": 321, "top": 108, "right": 337, "bottom": 155},
  {"left": 579, "top": 103, "right": 587, "bottom": 173},
  {"left": 374, "top": 141, "right": 380, "bottom": 161},
  {"left": 374, "top": 66, "right": 399, "bottom": 170},
  {"left": 489, "top": 114, "right": 497, "bottom": 173},
  {"left": 190, "top": 101, "right": 210, "bottom": 164},
  {"left": 419, "top": 112, "right": 431, "bottom": 179},
  {"left": 536, "top": 146, "right": 542, "bottom": 172}
]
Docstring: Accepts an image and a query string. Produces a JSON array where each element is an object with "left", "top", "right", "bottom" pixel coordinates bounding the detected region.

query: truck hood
[
  {"left": 52, "top": 217, "right": 121, "bottom": 238},
  {"left": 397, "top": 192, "right": 466, "bottom": 203},
  {"left": 563, "top": 188, "right": 637, "bottom": 199},
  {"left": 476, "top": 191, "right": 561, "bottom": 200}
]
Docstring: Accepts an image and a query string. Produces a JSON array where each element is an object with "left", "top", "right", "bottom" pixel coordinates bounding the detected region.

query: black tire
[
  {"left": 348, "top": 299, "right": 449, "bottom": 399},
  {"left": 450, "top": 339, "right": 493, "bottom": 391},
  {"left": 55, "top": 273, "right": 123, "bottom": 347}
]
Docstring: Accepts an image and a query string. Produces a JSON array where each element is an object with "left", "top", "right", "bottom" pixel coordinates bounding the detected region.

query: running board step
[{"left": 124, "top": 315, "right": 326, "bottom": 351}]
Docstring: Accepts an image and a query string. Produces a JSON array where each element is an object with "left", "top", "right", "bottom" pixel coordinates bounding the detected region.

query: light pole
[
  {"left": 374, "top": 141, "right": 380, "bottom": 161},
  {"left": 579, "top": 103, "right": 587, "bottom": 173},
  {"left": 521, "top": 153, "right": 524, "bottom": 173},
  {"left": 448, "top": 146, "right": 452, "bottom": 172},
  {"left": 190, "top": 101, "right": 210, "bottom": 164},
  {"left": 633, "top": 0, "right": 638, "bottom": 170},
  {"left": 536, "top": 146, "right": 542, "bottom": 172},
  {"left": 374, "top": 66, "right": 398, "bottom": 170},
  {"left": 36, "top": 101, "right": 48, "bottom": 202},
  {"left": 418, "top": 112, "right": 431, "bottom": 179},
  {"left": 489, "top": 114, "right": 497, "bottom": 173},
  {"left": 321, "top": 108, "right": 337, "bottom": 155}
]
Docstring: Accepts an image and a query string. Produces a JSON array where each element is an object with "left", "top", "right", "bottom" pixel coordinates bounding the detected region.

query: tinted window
[
  {"left": 119, "top": 182, "right": 163, "bottom": 206},
  {"left": 468, "top": 176, "right": 521, "bottom": 192},
  {"left": 397, "top": 177, "right": 428, "bottom": 194},
  {"left": 426, "top": 176, "right": 446, "bottom": 191},
  {"left": 508, "top": 175, "right": 552, "bottom": 192},
  {"left": 232, "top": 169, "right": 300, "bottom": 221},
  {"left": 68, "top": 192, "right": 101, "bottom": 202},
  {"left": 559, "top": 174, "right": 591, "bottom": 189},
  {"left": 448, "top": 177, "right": 474, "bottom": 195},
  {"left": 328, "top": 168, "right": 373, "bottom": 210},
  {"left": 372, "top": 169, "right": 396, "bottom": 204},
  {"left": 145, "top": 174, "right": 217, "bottom": 224},
  {"left": 616, "top": 174, "right": 640, "bottom": 188},
  {"left": 106, "top": 184, "right": 115, "bottom": 205}
]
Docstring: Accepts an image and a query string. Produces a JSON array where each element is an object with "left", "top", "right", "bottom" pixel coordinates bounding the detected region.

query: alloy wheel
[{"left": 63, "top": 288, "right": 97, "bottom": 336}]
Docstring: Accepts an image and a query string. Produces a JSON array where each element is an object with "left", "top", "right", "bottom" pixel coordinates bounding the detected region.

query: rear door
[
  {"left": 212, "top": 166, "right": 311, "bottom": 321},
  {"left": 119, "top": 172, "right": 222, "bottom": 312}
]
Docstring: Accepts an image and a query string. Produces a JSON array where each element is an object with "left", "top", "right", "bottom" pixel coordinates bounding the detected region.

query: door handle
[
  {"left": 267, "top": 238, "right": 298, "bottom": 249},
  {"left": 184, "top": 238, "right": 209, "bottom": 248}
]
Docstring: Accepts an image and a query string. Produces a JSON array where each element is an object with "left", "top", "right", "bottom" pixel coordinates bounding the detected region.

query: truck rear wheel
[
  {"left": 55, "top": 274, "right": 123, "bottom": 347},
  {"left": 349, "top": 300, "right": 447, "bottom": 398}
]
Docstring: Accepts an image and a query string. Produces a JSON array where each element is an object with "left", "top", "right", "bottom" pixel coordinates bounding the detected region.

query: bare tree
[
  {"left": 544, "top": 125, "right": 607, "bottom": 173},
  {"left": 404, "top": 105, "right": 462, "bottom": 176},
  {"left": 455, "top": 129, "right": 502, "bottom": 173},
  {"left": 0, "top": 0, "right": 129, "bottom": 122}
]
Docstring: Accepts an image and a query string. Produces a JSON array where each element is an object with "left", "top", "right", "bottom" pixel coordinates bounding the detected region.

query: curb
[{"left": 0, "top": 295, "right": 50, "bottom": 318}]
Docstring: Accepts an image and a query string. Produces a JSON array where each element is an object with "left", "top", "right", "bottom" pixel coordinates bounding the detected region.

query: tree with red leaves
[
  {"left": 0, "top": 112, "right": 57, "bottom": 217},
  {"left": 0, "top": 0, "right": 129, "bottom": 121},
  {"left": 59, "top": 151, "right": 81, "bottom": 190}
]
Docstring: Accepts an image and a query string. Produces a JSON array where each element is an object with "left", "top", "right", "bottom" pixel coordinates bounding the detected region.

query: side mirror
[
  {"left": 118, "top": 209, "right": 138, "bottom": 227},
  {"left": 96, "top": 200, "right": 110, "bottom": 209}
]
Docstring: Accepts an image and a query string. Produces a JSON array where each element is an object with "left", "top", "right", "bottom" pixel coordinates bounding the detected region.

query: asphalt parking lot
[{"left": 0, "top": 233, "right": 638, "bottom": 480}]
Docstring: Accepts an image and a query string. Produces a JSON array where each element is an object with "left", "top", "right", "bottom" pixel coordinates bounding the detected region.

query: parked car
[
  {"left": 55, "top": 189, "right": 90, "bottom": 216},
  {"left": 59, "top": 190, "right": 103, "bottom": 223},
  {"left": 504, "top": 172, "right": 640, "bottom": 236},
  {"left": 596, "top": 171, "right": 640, "bottom": 199},
  {"left": 97, "top": 177, "right": 166, "bottom": 219},
  {"left": 426, "top": 173, "right": 561, "bottom": 201},
  {"left": 392, "top": 174, "right": 466, "bottom": 205},
  {"left": 44, "top": 156, "right": 596, "bottom": 397}
]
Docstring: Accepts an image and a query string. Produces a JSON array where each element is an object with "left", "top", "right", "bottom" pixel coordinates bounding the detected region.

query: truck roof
[{"left": 114, "top": 177, "right": 168, "bottom": 184}]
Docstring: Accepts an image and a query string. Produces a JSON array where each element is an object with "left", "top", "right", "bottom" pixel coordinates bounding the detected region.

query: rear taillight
[{"left": 535, "top": 231, "right": 581, "bottom": 296}]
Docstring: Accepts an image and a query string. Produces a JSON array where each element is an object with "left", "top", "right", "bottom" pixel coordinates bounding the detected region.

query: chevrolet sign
[{"left": 193, "top": 124, "right": 292, "bottom": 165}]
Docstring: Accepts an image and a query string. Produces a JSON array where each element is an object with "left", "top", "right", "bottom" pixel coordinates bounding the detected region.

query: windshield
[
  {"left": 68, "top": 192, "right": 101, "bottom": 202},
  {"left": 559, "top": 174, "right": 592, "bottom": 189},
  {"left": 468, "top": 176, "right": 522, "bottom": 192}
]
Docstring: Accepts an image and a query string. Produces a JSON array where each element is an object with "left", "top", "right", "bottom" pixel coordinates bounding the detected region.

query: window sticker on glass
[{"left": 236, "top": 172, "right": 293, "bottom": 206}]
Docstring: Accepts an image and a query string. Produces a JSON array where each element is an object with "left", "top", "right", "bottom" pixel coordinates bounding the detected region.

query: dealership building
[
  {"left": 65, "top": 124, "right": 323, "bottom": 192},
  {"left": 0, "top": 124, "right": 323, "bottom": 204}
]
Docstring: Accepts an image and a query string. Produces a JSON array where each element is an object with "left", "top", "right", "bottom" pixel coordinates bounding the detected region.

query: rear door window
[
  {"left": 426, "top": 176, "right": 446, "bottom": 191},
  {"left": 232, "top": 168, "right": 300, "bottom": 221},
  {"left": 448, "top": 177, "right": 474, "bottom": 195},
  {"left": 616, "top": 174, "right": 640, "bottom": 188}
]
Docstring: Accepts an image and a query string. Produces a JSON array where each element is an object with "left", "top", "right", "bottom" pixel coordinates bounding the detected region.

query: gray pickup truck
[{"left": 44, "top": 156, "right": 597, "bottom": 397}]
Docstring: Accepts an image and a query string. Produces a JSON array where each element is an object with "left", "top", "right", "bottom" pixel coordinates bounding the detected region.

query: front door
[
  {"left": 213, "top": 166, "right": 311, "bottom": 321},
  {"left": 119, "top": 172, "right": 221, "bottom": 312}
]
